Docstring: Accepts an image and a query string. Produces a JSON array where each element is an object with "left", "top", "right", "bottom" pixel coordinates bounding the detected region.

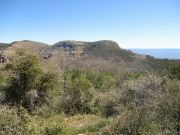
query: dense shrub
[
  {"left": 155, "top": 80, "right": 180, "bottom": 133},
  {"left": 101, "top": 76, "right": 180, "bottom": 134},
  {"left": 1, "top": 50, "right": 180, "bottom": 134},
  {"left": 168, "top": 62, "right": 180, "bottom": 80},
  {"left": 59, "top": 70, "right": 94, "bottom": 114},
  {"left": 0, "top": 105, "right": 64, "bottom": 135},
  {"left": 102, "top": 106, "right": 158, "bottom": 135},
  {"left": 3, "top": 50, "right": 60, "bottom": 112}
]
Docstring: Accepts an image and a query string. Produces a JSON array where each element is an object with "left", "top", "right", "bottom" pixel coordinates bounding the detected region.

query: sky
[{"left": 0, "top": 0, "right": 180, "bottom": 48}]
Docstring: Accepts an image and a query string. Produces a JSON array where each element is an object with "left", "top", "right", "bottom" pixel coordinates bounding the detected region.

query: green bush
[
  {"left": 0, "top": 105, "right": 65, "bottom": 135},
  {"left": 3, "top": 50, "right": 60, "bottom": 112},
  {"left": 102, "top": 106, "right": 158, "bottom": 135},
  {"left": 91, "top": 91, "right": 119, "bottom": 117},
  {"left": 155, "top": 80, "right": 180, "bottom": 133},
  {"left": 0, "top": 105, "right": 45, "bottom": 135},
  {"left": 59, "top": 70, "right": 94, "bottom": 114}
]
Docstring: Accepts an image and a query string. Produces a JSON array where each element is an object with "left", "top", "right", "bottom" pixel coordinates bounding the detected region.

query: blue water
[{"left": 130, "top": 49, "right": 180, "bottom": 59}]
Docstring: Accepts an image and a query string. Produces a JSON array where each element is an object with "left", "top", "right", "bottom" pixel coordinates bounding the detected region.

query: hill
[
  {"left": 0, "top": 43, "right": 10, "bottom": 51},
  {"left": 53, "top": 40, "right": 148, "bottom": 71},
  {"left": 0, "top": 40, "right": 158, "bottom": 72}
]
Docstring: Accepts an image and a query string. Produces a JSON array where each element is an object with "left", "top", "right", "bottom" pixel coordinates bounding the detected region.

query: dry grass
[
  {"left": 64, "top": 114, "right": 103, "bottom": 129},
  {"left": 63, "top": 114, "right": 111, "bottom": 135}
]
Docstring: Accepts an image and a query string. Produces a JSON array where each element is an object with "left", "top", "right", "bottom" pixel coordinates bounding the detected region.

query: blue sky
[{"left": 0, "top": 0, "right": 180, "bottom": 48}]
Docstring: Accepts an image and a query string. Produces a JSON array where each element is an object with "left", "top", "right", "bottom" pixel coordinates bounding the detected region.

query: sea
[{"left": 130, "top": 49, "right": 180, "bottom": 59}]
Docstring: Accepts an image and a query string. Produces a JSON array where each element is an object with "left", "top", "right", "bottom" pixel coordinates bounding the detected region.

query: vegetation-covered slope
[
  {"left": 0, "top": 40, "right": 149, "bottom": 72},
  {"left": 53, "top": 40, "right": 148, "bottom": 72},
  {"left": 0, "top": 40, "right": 180, "bottom": 135},
  {"left": 0, "top": 43, "right": 10, "bottom": 51}
]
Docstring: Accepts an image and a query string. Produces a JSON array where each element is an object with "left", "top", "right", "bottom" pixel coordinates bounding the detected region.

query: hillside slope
[
  {"left": 53, "top": 40, "right": 148, "bottom": 71},
  {"left": 1, "top": 40, "right": 150, "bottom": 72}
]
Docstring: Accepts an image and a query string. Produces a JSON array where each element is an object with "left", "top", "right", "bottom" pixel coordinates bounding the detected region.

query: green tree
[
  {"left": 156, "top": 80, "right": 180, "bottom": 134},
  {"left": 59, "top": 70, "right": 93, "bottom": 114},
  {"left": 4, "top": 50, "right": 59, "bottom": 111},
  {"left": 168, "top": 62, "right": 180, "bottom": 80}
]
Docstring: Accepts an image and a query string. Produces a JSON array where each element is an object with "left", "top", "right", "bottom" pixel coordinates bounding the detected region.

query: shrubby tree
[
  {"left": 168, "top": 62, "right": 180, "bottom": 80},
  {"left": 101, "top": 72, "right": 180, "bottom": 134},
  {"left": 102, "top": 106, "right": 158, "bottom": 135},
  {"left": 0, "top": 73, "right": 8, "bottom": 102},
  {"left": 0, "top": 105, "right": 64, "bottom": 135},
  {"left": 59, "top": 70, "right": 93, "bottom": 114},
  {"left": 155, "top": 80, "right": 180, "bottom": 134},
  {"left": 3, "top": 50, "right": 59, "bottom": 112}
]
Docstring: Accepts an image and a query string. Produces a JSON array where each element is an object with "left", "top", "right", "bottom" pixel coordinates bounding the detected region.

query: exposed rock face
[
  {"left": 53, "top": 40, "right": 86, "bottom": 47},
  {"left": 53, "top": 40, "right": 85, "bottom": 59}
]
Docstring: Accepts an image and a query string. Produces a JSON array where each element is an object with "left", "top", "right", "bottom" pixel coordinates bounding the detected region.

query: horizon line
[{"left": 1, "top": 39, "right": 180, "bottom": 49}]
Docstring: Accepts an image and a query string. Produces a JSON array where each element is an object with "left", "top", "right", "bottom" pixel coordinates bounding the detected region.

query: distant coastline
[{"left": 130, "top": 49, "right": 180, "bottom": 59}]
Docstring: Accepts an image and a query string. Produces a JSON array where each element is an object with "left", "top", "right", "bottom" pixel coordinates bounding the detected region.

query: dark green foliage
[
  {"left": 4, "top": 53, "right": 42, "bottom": 106},
  {"left": 45, "top": 127, "right": 63, "bottom": 135},
  {"left": 59, "top": 69, "right": 119, "bottom": 115},
  {"left": 146, "top": 57, "right": 180, "bottom": 80},
  {"left": 102, "top": 106, "right": 157, "bottom": 135},
  {"left": 97, "top": 93, "right": 119, "bottom": 117},
  {"left": 0, "top": 73, "right": 9, "bottom": 102},
  {"left": 101, "top": 77, "right": 180, "bottom": 134},
  {"left": 0, "top": 43, "right": 10, "bottom": 50},
  {"left": 85, "top": 70, "right": 117, "bottom": 90},
  {"left": 3, "top": 51, "right": 60, "bottom": 112},
  {"left": 84, "top": 41, "right": 135, "bottom": 61},
  {"left": 120, "top": 72, "right": 145, "bottom": 80},
  {"left": 167, "top": 62, "right": 180, "bottom": 80},
  {"left": 155, "top": 80, "right": 180, "bottom": 133},
  {"left": 59, "top": 70, "right": 94, "bottom": 114},
  {"left": 37, "top": 72, "right": 60, "bottom": 106},
  {"left": 59, "top": 69, "right": 146, "bottom": 115},
  {"left": 0, "top": 73, "right": 8, "bottom": 90},
  {"left": 1, "top": 48, "right": 180, "bottom": 134}
]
